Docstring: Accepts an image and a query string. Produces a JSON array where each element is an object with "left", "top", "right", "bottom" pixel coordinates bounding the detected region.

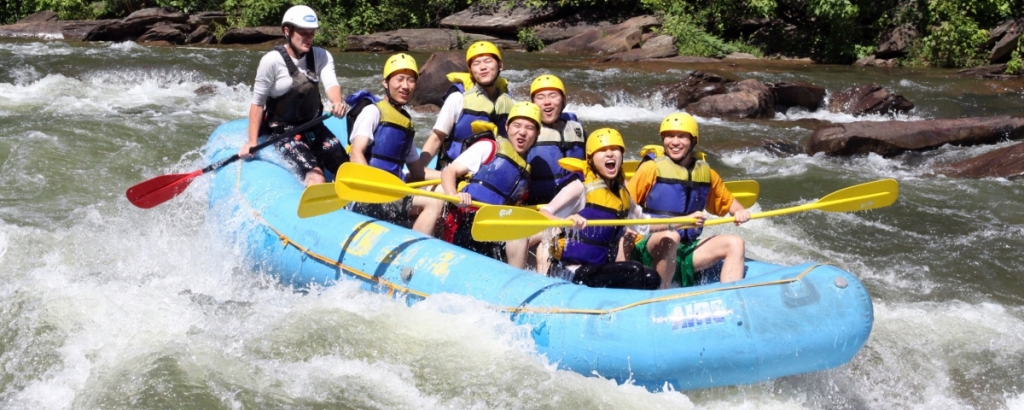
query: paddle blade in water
[
  {"left": 472, "top": 205, "right": 558, "bottom": 242},
  {"left": 297, "top": 183, "right": 349, "bottom": 218},
  {"left": 126, "top": 170, "right": 202, "bottom": 209},
  {"left": 816, "top": 179, "right": 899, "bottom": 212},
  {"left": 725, "top": 180, "right": 760, "bottom": 208}
]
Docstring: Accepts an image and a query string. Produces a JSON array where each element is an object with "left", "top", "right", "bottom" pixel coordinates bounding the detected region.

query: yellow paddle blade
[
  {"left": 815, "top": 178, "right": 899, "bottom": 212},
  {"left": 706, "top": 178, "right": 899, "bottom": 227},
  {"left": 335, "top": 162, "right": 489, "bottom": 207},
  {"left": 724, "top": 180, "right": 759, "bottom": 208},
  {"left": 334, "top": 162, "right": 410, "bottom": 204},
  {"left": 472, "top": 206, "right": 573, "bottom": 241},
  {"left": 622, "top": 160, "right": 640, "bottom": 174},
  {"left": 297, "top": 183, "right": 349, "bottom": 218}
]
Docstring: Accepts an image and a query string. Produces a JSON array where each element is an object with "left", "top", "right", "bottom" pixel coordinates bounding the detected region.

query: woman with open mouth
[{"left": 536, "top": 128, "right": 661, "bottom": 290}]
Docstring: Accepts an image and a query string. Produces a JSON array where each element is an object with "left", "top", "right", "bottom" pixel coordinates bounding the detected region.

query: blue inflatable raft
[{"left": 205, "top": 117, "right": 873, "bottom": 391}]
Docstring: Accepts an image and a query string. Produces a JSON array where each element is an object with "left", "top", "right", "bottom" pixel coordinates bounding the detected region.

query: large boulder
[
  {"left": 16, "top": 11, "right": 58, "bottom": 23},
  {"left": 958, "top": 63, "right": 1013, "bottom": 79},
  {"left": 84, "top": 7, "right": 188, "bottom": 42},
  {"left": 687, "top": 79, "right": 775, "bottom": 120},
  {"left": 852, "top": 55, "right": 899, "bottom": 67},
  {"left": 937, "top": 141, "right": 1024, "bottom": 179},
  {"left": 597, "top": 34, "right": 677, "bottom": 62},
  {"left": 61, "top": 20, "right": 115, "bottom": 41},
  {"left": 769, "top": 81, "right": 825, "bottom": 111},
  {"left": 185, "top": 25, "right": 213, "bottom": 44},
  {"left": 661, "top": 71, "right": 737, "bottom": 109},
  {"left": 533, "top": 19, "right": 611, "bottom": 43},
  {"left": 989, "top": 18, "right": 1023, "bottom": 63},
  {"left": 875, "top": 23, "right": 918, "bottom": 59},
  {"left": 187, "top": 11, "right": 227, "bottom": 27},
  {"left": 137, "top": 22, "right": 188, "bottom": 44},
  {"left": 827, "top": 84, "right": 914, "bottom": 116},
  {"left": 344, "top": 32, "right": 408, "bottom": 52},
  {"left": 806, "top": 116, "right": 1024, "bottom": 157},
  {"left": 543, "top": 15, "right": 659, "bottom": 55},
  {"left": 440, "top": 3, "right": 561, "bottom": 35},
  {"left": 410, "top": 51, "right": 464, "bottom": 107},
  {"left": 218, "top": 26, "right": 283, "bottom": 44},
  {"left": 0, "top": 20, "right": 63, "bottom": 39}
]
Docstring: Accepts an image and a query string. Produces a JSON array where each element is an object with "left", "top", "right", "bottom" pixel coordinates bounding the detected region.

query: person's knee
[
  {"left": 723, "top": 235, "right": 745, "bottom": 254},
  {"left": 650, "top": 231, "right": 681, "bottom": 251}
]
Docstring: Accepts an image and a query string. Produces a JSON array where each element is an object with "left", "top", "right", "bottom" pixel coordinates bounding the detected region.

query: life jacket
[
  {"left": 263, "top": 46, "right": 322, "bottom": 133},
  {"left": 556, "top": 159, "right": 632, "bottom": 266},
  {"left": 642, "top": 156, "right": 712, "bottom": 243},
  {"left": 437, "top": 72, "right": 514, "bottom": 169},
  {"left": 344, "top": 90, "right": 415, "bottom": 178},
  {"left": 524, "top": 112, "right": 586, "bottom": 205},
  {"left": 460, "top": 138, "right": 531, "bottom": 206}
]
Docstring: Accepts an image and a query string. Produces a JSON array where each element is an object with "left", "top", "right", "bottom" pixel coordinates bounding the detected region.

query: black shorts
[
  {"left": 272, "top": 123, "right": 349, "bottom": 177},
  {"left": 350, "top": 197, "right": 414, "bottom": 227}
]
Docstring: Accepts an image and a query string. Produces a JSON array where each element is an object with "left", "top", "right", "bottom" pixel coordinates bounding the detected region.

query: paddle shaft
[
  {"left": 338, "top": 176, "right": 490, "bottom": 208},
  {"left": 203, "top": 113, "right": 330, "bottom": 174}
]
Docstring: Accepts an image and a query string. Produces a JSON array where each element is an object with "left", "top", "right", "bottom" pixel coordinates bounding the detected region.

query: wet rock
[
  {"left": 827, "top": 84, "right": 914, "bottom": 116},
  {"left": 597, "top": 34, "right": 676, "bottom": 62},
  {"left": 194, "top": 84, "right": 217, "bottom": 95},
  {"left": 187, "top": 11, "right": 227, "bottom": 27},
  {"left": 876, "top": 23, "right": 918, "bottom": 59},
  {"left": 989, "top": 18, "right": 1023, "bottom": 63},
  {"left": 938, "top": 141, "right": 1024, "bottom": 179},
  {"left": 440, "top": 3, "right": 561, "bottom": 35},
  {"left": 61, "top": 20, "right": 115, "bottom": 41},
  {"left": 769, "top": 80, "right": 825, "bottom": 111},
  {"left": 412, "top": 104, "right": 441, "bottom": 114},
  {"left": 544, "top": 15, "right": 659, "bottom": 55},
  {"left": 344, "top": 32, "right": 408, "bottom": 52},
  {"left": 16, "top": 11, "right": 58, "bottom": 24},
  {"left": 137, "top": 22, "right": 189, "bottom": 44},
  {"left": 0, "top": 20, "right": 63, "bottom": 39},
  {"left": 654, "top": 55, "right": 721, "bottom": 63},
  {"left": 84, "top": 7, "right": 189, "bottom": 42},
  {"left": 218, "top": 26, "right": 282, "bottom": 45},
  {"left": 957, "top": 63, "right": 1019, "bottom": 79},
  {"left": 852, "top": 55, "right": 899, "bottom": 67},
  {"left": 761, "top": 139, "right": 805, "bottom": 156},
  {"left": 409, "top": 51, "right": 464, "bottom": 107},
  {"left": 185, "top": 25, "right": 212, "bottom": 44},
  {"left": 687, "top": 79, "right": 775, "bottom": 120},
  {"left": 806, "top": 116, "right": 1024, "bottom": 157},
  {"left": 723, "top": 52, "right": 758, "bottom": 60},
  {"left": 661, "top": 71, "right": 737, "bottom": 109}
]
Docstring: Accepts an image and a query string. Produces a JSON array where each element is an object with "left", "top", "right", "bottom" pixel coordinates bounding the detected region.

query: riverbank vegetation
[{"left": 3, "top": 0, "right": 1022, "bottom": 69}]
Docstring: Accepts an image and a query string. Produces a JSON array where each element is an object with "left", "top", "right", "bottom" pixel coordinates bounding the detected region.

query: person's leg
[
  {"left": 573, "top": 261, "right": 661, "bottom": 290},
  {"left": 409, "top": 195, "right": 444, "bottom": 237},
  {"left": 645, "top": 230, "right": 682, "bottom": 289},
  {"left": 274, "top": 136, "right": 321, "bottom": 185},
  {"left": 310, "top": 124, "right": 349, "bottom": 179},
  {"left": 531, "top": 232, "right": 551, "bottom": 274},
  {"left": 504, "top": 238, "right": 528, "bottom": 269},
  {"left": 691, "top": 234, "right": 746, "bottom": 283}
]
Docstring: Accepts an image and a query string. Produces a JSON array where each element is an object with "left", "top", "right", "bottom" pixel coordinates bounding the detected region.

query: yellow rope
[{"left": 231, "top": 161, "right": 830, "bottom": 316}]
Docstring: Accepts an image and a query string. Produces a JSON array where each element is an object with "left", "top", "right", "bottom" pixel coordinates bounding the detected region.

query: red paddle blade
[{"left": 126, "top": 170, "right": 203, "bottom": 208}]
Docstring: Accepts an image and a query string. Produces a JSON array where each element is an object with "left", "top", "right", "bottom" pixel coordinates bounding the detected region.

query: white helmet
[{"left": 282, "top": 5, "right": 319, "bottom": 29}]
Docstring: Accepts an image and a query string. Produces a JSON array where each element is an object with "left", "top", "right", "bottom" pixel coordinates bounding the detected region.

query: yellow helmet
[
  {"left": 530, "top": 74, "right": 565, "bottom": 97},
  {"left": 659, "top": 112, "right": 700, "bottom": 142},
  {"left": 466, "top": 41, "right": 502, "bottom": 64},
  {"left": 586, "top": 128, "right": 626, "bottom": 157},
  {"left": 506, "top": 101, "right": 542, "bottom": 128},
  {"left": 383, "top": 53, "right": 418, "bottom": 80}
]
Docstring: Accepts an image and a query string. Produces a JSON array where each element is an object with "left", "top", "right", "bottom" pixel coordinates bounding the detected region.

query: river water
[{"left": 1, "top": 38, "right": 1023, "bottom": 409}]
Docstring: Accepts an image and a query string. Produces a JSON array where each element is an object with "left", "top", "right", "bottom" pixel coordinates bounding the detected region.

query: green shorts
[{"left": 633, "top": 236, "right": 700, "bottom": 287}]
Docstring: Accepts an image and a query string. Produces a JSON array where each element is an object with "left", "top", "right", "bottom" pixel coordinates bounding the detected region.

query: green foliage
[
  {"left": 32, "top": 0, "right": 97, "bottom": 20},
  {"left": 517, "top": 27, "right": 544, "bottom": 52},
  {"left": 152, "top": 0, "right": 222, "bottom": 14},
  {"left": 0, "top": 0, "right": 38, "bottom": 24},
  {"left": 454, "top": 26, "right": 470, "bottom": 49},
  {"left": 1007, "top": 41, "right": 1024, "bottom": 75},
  {"left": 660, "top": 12, "right": 733, "bottom": 58},
  {"left": 919, "top": 13, "right": 988, "bottom": 67}
]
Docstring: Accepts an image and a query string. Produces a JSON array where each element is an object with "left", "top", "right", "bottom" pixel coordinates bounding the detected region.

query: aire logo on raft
[{"left": 652, "top": 299, "right": 732, "bottom": 331}]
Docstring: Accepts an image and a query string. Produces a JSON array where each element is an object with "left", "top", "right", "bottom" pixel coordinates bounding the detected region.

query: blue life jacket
[
  {"left": 525, "top": 112, "right": 585, "bottom": 205},
  {"left": 437, "top": 73, "right": 514, "bottom": 170},
  {"left": 460, "top": 138, "right": 531, "bottom": 206},
  {"left": 345, "top": 91, "right": 416, "bottom": 178},
  {"left": 643, "top": 156, "right": 712, "bottom": 243},
  {"left": 558, "top": 164, "right": 632, "bottom": 266}
]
